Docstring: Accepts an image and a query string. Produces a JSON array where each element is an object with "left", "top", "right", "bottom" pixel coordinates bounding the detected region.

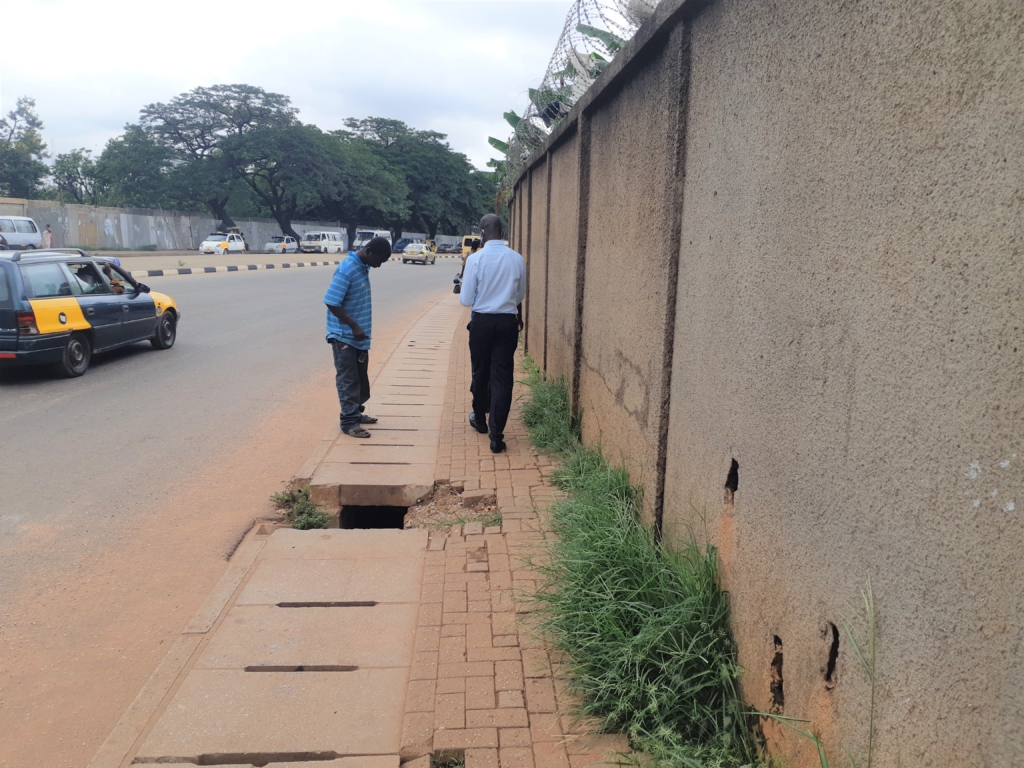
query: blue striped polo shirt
[{"left": 324, "top": 252, "right": 372, "bottom": 350}]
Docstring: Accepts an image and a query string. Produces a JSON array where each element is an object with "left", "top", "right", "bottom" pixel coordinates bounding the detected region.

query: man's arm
[
  {"left": 326, "top": 303, "right": 366, "bottom": 340},
  {"left": 459, "top": 257, "right": 477, "bottom": 308}
]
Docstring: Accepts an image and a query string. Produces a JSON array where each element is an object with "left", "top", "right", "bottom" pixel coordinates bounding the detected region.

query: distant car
[
  {"left": 300, "top": 231, "right": 345, "bottom": 254},
  {"left": 0, "top": 249, "right": 179, "bottom": 378},
  {"left": 199, "top": 232, "right": 246, "bottom": 254},
  {"left": 392, "top": 238, "right": 413, "bottom": 253},
  {"left": 0, "top": 216, "right": 42, "bottom": 250},
  {"left": 265, "top": 235, "right": 297, "bottom": 254},
  {"left": 437, "top": 243, "right": 454, "bottom": 254},
  {"left": 402, "top": 243, "right": 436, "bottom": 265}
]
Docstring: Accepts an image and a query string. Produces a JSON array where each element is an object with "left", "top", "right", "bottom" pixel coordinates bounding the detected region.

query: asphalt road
[{"left": 0, "top": 258, "right": 459, "bottom": 768}]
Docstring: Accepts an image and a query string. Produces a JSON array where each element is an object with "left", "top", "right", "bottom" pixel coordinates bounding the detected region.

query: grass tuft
[
  {"left": 520, "top": 359, "right": 756, "bottom": 766},
  {"left": 270, "top": 486, "right": 330, "bottom": 530}
]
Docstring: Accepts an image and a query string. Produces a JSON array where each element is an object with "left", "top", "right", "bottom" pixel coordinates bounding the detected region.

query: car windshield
[
  {"left": 270, "top": 236, "right": 285, "bottom": 242},
  {"left": 356, "top": 231, "right": 373, "bottom": 239},
  {"left": 206, "top": 233, "right": 225, "bottom": 240},
  {"left": 303, "top": 233, "right": 321, "bottom": 241}
]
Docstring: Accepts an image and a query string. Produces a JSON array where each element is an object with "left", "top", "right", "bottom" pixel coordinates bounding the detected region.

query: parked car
[
  {"left": 402, "top": 243, "right": 437, "bottom": 265},
  {"left": 0, "top": 216, "right": 42, "bottom": 250},
  {"left": 264, "top": 235, "right": 298, "bottom": 254},
  {"left": 199, "top": 232, "right": 246, "bottom": 254},
  {"left": 0, "top": 249, "right": 179, "bottom": 378},
  {"left": 392, "top": 238, "right": 413, "bottom": 253},
  {"left": 300, "top": 231, "right": 345, "bottom": 254},
  {"left": 437, "top": 243, "right": 454, "bottom": 254},
  {"left": 352, "top": 229, "right": 392, "bottom": 249}
]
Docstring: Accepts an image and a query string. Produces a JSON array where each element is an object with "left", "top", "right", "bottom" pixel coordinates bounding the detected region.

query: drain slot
[
  {"left": 244, "top": 665, "right": 358, "bottom": 672},
  {"left": 349, "top": 461, "right": 411, "bottom": 465},
  {"left": 277, "top": 601, "right": 377, "bottom": 607},
  {"left": 341, "top": 505, "right": 408, "bottom": 529},
  {"left": 359, "top": 444, "right": 414, "bottom": 447},
  {"left": 132, "top": 751, "right": 344, "bottom": 766}
]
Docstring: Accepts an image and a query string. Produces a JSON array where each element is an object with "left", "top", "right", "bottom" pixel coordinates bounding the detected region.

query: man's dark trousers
[
  {"left": 468, "top": 313, "right": 519, "bottom": 441},
  {"left": 331, "top": 340, "right": 370, "bottom": 430}
]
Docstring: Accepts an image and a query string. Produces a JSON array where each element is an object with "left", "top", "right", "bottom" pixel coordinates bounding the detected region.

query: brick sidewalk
[{"left": 401, "top": 308, "right": 634, "bottom": 768}]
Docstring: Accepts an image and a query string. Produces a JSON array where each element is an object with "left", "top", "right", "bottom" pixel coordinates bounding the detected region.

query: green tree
[
  {"left": 343, "top": 117, "right": 489, "bottom": 239},
  {"left": 92, "top": 125, "right": 175, "bottom": 209},
  {"left": 140, "top": 84, "right": 297, "bottom": 224},
  {"left": 0, "top": 97, "right": 49, "bottom": 198},
  {"left": 52, "top": 148, "right": 97, "bottom": 204},
  {"left": 220, "top": 124, "right": 338, "bottom": 239}
]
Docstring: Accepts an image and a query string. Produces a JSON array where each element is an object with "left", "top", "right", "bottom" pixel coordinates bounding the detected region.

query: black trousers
[{"left": 468, "top": 313, "right": 519, "bottom": 441}]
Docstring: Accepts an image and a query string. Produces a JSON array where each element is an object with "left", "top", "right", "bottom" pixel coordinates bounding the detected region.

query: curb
[{"left": 128, "top": 260, "right": 340, "bottom": 279}]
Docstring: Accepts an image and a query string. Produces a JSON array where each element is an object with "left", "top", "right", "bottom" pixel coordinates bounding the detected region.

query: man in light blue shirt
[
  {"left": 324, "top": 237, "right": 392, "bottom": 438},
  {"left": 459, "top": 214, "right": 526, "bottom": 453}
]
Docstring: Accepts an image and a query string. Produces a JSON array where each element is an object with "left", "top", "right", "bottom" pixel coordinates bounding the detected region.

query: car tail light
[{"left": 16, "top": 310, "right": 39, "bottom": 335}]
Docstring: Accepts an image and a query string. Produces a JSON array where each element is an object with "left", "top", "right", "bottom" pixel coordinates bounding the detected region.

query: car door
[
  {"left": 64, "top": 262, "right": 124, "bottom": 349},
  {"left": 108, "top": 264, "right": 157, "bottom": 342},
  {"left": 0, "top": 265, "right": 17, "bottom": 358}
]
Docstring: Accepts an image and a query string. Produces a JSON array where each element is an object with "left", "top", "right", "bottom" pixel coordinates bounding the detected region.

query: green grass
[
  {"left": 270, "top": 486, "right": 330, "bottom": 530},
  {"left": 519, "top": 358, "right": 756, "bottom": 767}
]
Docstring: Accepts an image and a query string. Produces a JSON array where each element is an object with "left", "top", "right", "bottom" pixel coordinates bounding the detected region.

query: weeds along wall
[{"left": 508, "top": 0, "right": 1024, "bottom": 764}]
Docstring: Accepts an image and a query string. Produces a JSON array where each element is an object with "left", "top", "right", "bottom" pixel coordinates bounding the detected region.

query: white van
[
  {"left": 352, "top": 229, "right": 391, "bottom": 249},
  {"left": 300, "top": 231, "right": 345, "bottom": 254},
  {"left": 0, "top": 216, "right": 42, "bottom": 250}
]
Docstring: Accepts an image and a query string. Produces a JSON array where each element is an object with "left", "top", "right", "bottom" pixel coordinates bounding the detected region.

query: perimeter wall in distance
[{"left": 510, "top": 0, "right": 1023, "bottom": 764}]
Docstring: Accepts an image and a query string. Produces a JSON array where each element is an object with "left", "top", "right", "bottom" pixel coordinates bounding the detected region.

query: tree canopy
[{"left": 20, "top": 85, "right": 498, "bottom": 239}]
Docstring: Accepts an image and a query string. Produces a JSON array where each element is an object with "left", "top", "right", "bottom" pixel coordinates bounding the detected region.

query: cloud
[{"left": 4, "top": 0, "right": 568, "bottom": 169}]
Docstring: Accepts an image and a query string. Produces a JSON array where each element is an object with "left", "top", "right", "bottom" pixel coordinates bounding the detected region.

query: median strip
[{"left": 128, "top": 260, "right": 341, "bottom": 279}]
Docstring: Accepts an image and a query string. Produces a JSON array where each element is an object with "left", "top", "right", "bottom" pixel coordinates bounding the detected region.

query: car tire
[
  {"left": 55, "top": 333, "right": 91, "bottom": 378},
  {"left": 151, "top": 311, "right": 177, "bottom": 350}
]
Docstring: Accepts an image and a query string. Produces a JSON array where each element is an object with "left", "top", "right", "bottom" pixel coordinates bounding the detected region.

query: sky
[{"left": 2, "top": 0, "right": 570, "bottom": 170}]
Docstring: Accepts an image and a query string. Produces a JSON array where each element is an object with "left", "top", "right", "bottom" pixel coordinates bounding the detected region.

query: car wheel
[
  {"left": 55, "top": 332, "right": 91, "bottom": 378},
  {"left": 151, "top": 311, "right": 177, "bottom": 350}
]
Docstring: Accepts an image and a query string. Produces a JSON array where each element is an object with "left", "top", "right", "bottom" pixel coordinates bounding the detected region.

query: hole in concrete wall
[
  {"left": 244, "top": 665, "right": 358, "bottom": 672},
  {"left": 724, "top": 459, "right": 739, "bottom": 504},
  {"left": 340, "top": 505, "right": 408, "bottom": 529},
  {"left": 824, "top": 622, "right": 840, "bottom": 689},
  {"left": 769, "top": 635, "right": 784, "bottom": 713}
]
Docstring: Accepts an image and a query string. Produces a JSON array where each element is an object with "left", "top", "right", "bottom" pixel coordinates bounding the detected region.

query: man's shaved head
[{"left": 479, "top": 214, "right": 504, "bottom": 243}]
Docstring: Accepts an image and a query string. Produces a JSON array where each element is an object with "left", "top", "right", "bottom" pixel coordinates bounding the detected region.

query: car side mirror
[{"left": 137, "top": 283, "right": 151, "bottom": 293}]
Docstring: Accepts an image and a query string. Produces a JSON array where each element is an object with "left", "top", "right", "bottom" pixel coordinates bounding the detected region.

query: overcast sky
[{"left": 2, "top": 0, "right": 569, "bottom": 170}]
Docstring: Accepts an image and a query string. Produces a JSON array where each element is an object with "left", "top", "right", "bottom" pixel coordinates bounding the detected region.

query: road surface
[{"left": 0, "top": 260, "right": 459, "bottom": 768}]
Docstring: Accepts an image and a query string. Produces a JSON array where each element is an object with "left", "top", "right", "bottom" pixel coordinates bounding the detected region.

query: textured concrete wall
[
  {"left": 543, "top": 131, "right": 580, "bottom": 385},
  {"left": 525, "top": 159, "right": 549, "bottom": 362},
  {"left": 15, "top": 200, "right": 350, "bottom": 251},
  {"left": 512, "top": 0, "right": 1024, "bottom": 764}
]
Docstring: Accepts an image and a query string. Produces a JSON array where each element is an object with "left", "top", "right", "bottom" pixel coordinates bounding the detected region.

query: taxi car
[
  {"left": 199, "top": 232, "right": 246, "bottom": 254},
  {"left": 264, "top": 235, "right": 298, "bottom": 254},
  {"left": 402, "top": 242, "right": 436, "bottom": 265},
  {"left": 0, "top": 249, "right": 179, "bottom": 378}
]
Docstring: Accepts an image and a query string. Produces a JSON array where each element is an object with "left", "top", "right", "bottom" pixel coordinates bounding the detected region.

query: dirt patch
[{"left": 404, "top": 482, "right": 501, "bottom": 530}]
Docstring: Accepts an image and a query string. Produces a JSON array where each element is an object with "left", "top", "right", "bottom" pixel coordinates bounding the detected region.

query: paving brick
[
  {"left": 401, "top": 711, "right": 433, "bottom": 759},
  {"left": 529, "top": 713, "right": 563, "bottom": 743},
  {"left": 494, "top": 660, "right": 524, "bottom": 691},
  {"left": 443, "top": 590, "right": 469, "bottom": 613},
  {"left": 501, "top": 747, "right": 536, "bottom": 768},
  {"left": 489, "top": 571, "right": 513, "bottom": 590},
  {"left": 525, "top": 678, "right": 557, "bottom": 713},
  {"left": 467, "top": 562, "right": 489, "bottom": 572},
  {"left": 433, "top": 728, "right": 499, "bottom": 750},
  {"left": 438, "top": 661, "right": 494, "bottom": 678},
  {"left": 406, "top": 679, "right": 436, "bottom": 713},
  {"left": 418, "top": 603, "right": 443, "bottom": 626},
  {"left": 492, "top": 612, "right": 518, "bottom": 636},
  {"left": 436, "top": 676, "right": 467, "bottom": 694},
  {"left": 441, "top": 623, "right": 467, "bottom": 636},
  {"left": 465, "top": 675, "right": 496, "bottom": 709},
  {"left": 469, "top": 599, "right": 493, "bottom": 611},
  {"left": 435, "top": 692, "right": 466, "bottom": 729},
  {"left": 499, "top": 726, "right": 532, "bottom": 747},
  {"left": 533, "top": 741, "right": 571, "bottom": 768},
  {"left": 466, "top": 748, "right": 500, "bottom": 768},
  {"left": 521, "top": 649, "right": 551, "bottom": 678},
  {"left": 410, "top": 651, "right": 439, "bottom": 680},
  {"left": 493, "top": 634, "right": 519, "bottom": 647},
  {"left": 415, "top": 625, "right": 441, "bottom": 653},
  {"left": 467, "top": 708, "right": 529, "bottom": 728},
  {"left": 497, "top": 689, "right": 525, "bottom": 709},
  {"left": 467, "top": 646, "right": 522, "bottom": 662}
]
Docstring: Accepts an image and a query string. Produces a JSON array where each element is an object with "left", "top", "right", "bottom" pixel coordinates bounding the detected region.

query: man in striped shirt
[{"left": 324, "top": 237, "right": 392, "bottom": 438}]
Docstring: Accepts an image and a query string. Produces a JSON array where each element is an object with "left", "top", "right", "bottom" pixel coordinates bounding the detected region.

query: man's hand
[{"left": 352, "top": 326, "right": 367, "bottom": 341}]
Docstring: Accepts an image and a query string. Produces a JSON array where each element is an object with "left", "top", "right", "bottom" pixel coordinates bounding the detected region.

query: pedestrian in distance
[
  {"left": 41, "top": 224, "right": 53, "bottom": 249},
  {"left": 459, "top": 214, "right": 526, "bottom": 453},
  {"left": 324, "top": 236, "right": 392, "bottom": 438}
]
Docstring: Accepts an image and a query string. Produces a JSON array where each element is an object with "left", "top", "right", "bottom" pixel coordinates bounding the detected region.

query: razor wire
[{"left": 496, "top": 0, "right": 660, "bottom": 202}]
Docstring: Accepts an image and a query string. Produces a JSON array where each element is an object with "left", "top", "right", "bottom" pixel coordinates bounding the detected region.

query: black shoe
[
  {"left": 469, "top": 413, "right": 488, "bottom": 434},
  {"left": 490, "top": 438, "right": 507, "bottom": 453}
]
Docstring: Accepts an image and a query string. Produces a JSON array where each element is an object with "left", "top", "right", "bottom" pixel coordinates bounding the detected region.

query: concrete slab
[
  {"left": 261, "top": 528, "right": 428, "bottom": 560},
  {"left": 348, "top": 429, "right": 441, "bottom": 446},
  {"left": 195, "top": 603, "right": 418, "bottom": 669},
  {"left": 367, "top": 403, "right": 444, "bottom": 419},
  {"left": 236, "top": 557, "right": 424, "bottom": 605},
  {"left": 136, "top": 668, "right": 407, "bottom": 757},
  {"left": 184, "top": 537, "right": 266, "bottom": 634},
  {"left": 362, "top": 416, "right": 441, "bottom": 431},
  {"left": 311, "top": 462, "right": 435, "bottom": 507},
  {"left": 326, "top": 444, "right": 439, "bottom": 465},
  {"left": 134, "top": 759, "right": 399, "bottom": 768}
]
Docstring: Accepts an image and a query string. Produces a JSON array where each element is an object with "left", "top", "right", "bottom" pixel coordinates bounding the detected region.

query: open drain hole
[
  {"left": 132, "top": 751, "right": 345, "bottom": 766},
  {"left": 277, "top": 601, "right": 377, "bottom": 607},
  {"left": 244, "top": 665, "right": 358, "bottom": 672},
  {"left": 341, "top": 505, "right": 408, "bottom": 529}
]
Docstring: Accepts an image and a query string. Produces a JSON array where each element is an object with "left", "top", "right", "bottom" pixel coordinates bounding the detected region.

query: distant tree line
[{"left": 0, "top": 86, "right": 497, "bottom": 242}]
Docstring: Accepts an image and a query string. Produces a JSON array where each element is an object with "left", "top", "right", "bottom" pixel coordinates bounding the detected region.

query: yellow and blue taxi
[{"left": 0, "top": 249, "right": 180, "bottom": 378}]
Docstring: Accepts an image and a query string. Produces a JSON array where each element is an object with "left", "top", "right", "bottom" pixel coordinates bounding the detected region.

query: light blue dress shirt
[{"left": 459, "top": 240, "right": 526, "bottom": 314}]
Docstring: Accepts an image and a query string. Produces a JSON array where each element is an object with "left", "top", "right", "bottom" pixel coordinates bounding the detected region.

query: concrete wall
[{"left": 511, "top": 0, "right": 1024, "bottom": 764}]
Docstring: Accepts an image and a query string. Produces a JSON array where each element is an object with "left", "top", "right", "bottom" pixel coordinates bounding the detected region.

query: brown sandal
[
  {"left": 343, "top": 426, "right": 372, "bottom": 438},
  {"left": 359, "top": 414, "right": 378, "bottom": 424}
]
